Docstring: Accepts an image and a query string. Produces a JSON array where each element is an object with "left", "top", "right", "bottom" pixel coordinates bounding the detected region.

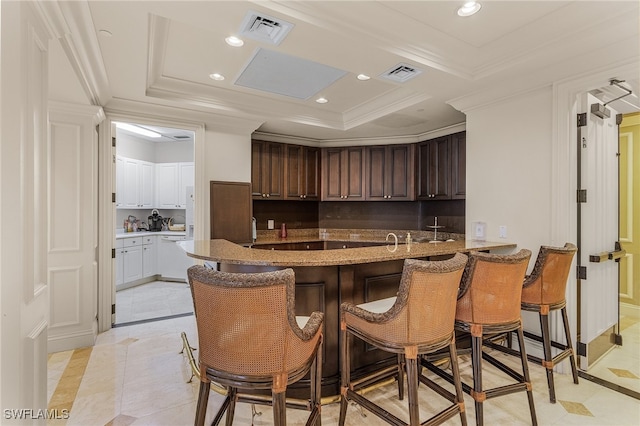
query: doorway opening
[
  {"left": 113, "top": 122, "right": 196, "bottom": 326},
  {"left": 576, "top": 82, "right": 640, "bottom": 400}
]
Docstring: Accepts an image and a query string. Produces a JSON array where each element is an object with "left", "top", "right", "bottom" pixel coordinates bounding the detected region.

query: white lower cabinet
[
  {"left": 115, "top": 239, "right": 124, "bottom": 286},
  {"left": 116, "top": 233, "right": 185, "bottom": 288},
  {"left": 142, "top": 235, "right": 157, "bottom": 278},
  {"left": 122, "top": 237, "right": 143, "bottom": 283}
]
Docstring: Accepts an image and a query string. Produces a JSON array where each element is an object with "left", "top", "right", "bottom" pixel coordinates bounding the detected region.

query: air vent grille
[
  {"left": 381, "top": 63, "right": 423, "bottom": 83},
  {"left": 239, "top": 11, "right": 293, "bottom": 45}
]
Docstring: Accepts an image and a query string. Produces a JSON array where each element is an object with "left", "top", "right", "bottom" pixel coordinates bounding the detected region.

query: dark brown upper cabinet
[
  {"left": 251, "top": 140, "right": 284, "bottom": 200},
  {"left": 284, "top": 145, "right": 320, "bottom": 201},
  {"left": 450, "top": 132, "right": 466, "bottom": 199},
  {"left": 321, "top": 147, "right": 366, "bottom": 201},
  {"left": 365, "top": 144, "right": 415, "bottom": 201},
  {"left": 416, "top": 132, "right": 466, "bottom": 200}
]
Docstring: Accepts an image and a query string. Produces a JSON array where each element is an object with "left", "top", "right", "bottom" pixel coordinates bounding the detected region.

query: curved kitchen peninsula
[{"left": 179, "top": 238, "right": 517, "bottom": 398}]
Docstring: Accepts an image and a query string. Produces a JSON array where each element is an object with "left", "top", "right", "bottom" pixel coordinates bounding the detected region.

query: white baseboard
[
  {"left": 47, "top": 323, "right": 98, "bottom": 353},
  {"left": 621, "top": 302, "right": 640, "bottom": 319}
]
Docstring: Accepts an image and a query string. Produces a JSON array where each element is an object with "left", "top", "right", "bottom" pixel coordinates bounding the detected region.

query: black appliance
[{"left": 148, "top": 209, "right": 164, "bottom": 232}]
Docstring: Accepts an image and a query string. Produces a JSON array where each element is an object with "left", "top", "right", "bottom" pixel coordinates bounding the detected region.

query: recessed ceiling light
[
  {"left": 357, "top": 74, "right": 371, "bottom": 81},
  {"left": 457, "top": 1, "right": 481, "bottom": 17},
  {"left": 225, "top": 36, "right": 244, "bottom": 47},
  {"left": 316, "top": 97, "right": 328, "bottom": 104},
  {"left": 209, "top": 73, "right": 225, "bottom": 81}
]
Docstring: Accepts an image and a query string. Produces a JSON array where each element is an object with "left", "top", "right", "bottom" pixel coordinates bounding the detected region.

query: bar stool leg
[
  {"left": 449, "top": 339, "right": 468, "bottom": 426},
  {"left": 225, "top": 387, "right": 237, "bottom": 426},
  {"left": 561, "top": 307, "right": 580, "bottom": 385},
  {"left": 397, "top": 353, "right": 405, "bottom": 400},
  {"left": 516, "top": 326, "right": 538, "bottom": 426},
  {"left": 273, "top": 391, "right": 286, "bottom": 426},
  {"left": 539, "top": 311, "right": 556, "bottom": 403},
  {"left": 405, "top": 355, "right": 420, "bottom": 425},
  {"left": 338, "top": 325, "right": 349, "bottom": 426},
  {"left": 195, "top": 380, "right": 210, "bottom": 426},
  {"left": 470, "top": 334, "right": 484, "bottom": 426}
]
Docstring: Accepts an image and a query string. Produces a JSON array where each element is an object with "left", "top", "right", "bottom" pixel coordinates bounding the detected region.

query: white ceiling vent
[
  {"left": 381, "top": 63, "right": 423, "bottom": 83},
  {"left": 239, "top": 11, "right": 294, "bottom": 45}
]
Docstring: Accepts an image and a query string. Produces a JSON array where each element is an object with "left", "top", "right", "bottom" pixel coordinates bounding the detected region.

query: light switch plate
[
  {"left": 472, "top": 221, "right": 486, "bottom": 241},
  {"left": 268, "top": 219, "right": 274, "bottom": 230}
]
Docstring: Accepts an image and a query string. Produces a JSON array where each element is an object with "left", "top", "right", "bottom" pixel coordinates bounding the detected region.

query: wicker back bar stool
[
  {"left": 423, "top": 249, "right": 536, "bottom": 426},
  {"left": 338, "top": 254, "right": 469, "bottom": 426},
  {"left": 490, "top": 243, "right": 579, "bottom": 403},
  {"left": 188, "top": 265, "right": 324, "bottom": 426}
]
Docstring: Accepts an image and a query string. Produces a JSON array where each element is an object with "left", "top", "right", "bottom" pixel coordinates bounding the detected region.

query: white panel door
[
  {"left": 48, "top": 103, "right": 103, "bottom": 353},
  {"left": 578, "top": 93, "right": 620, "bottom": 368},
  {"left": 1, "top": 1, "right": 51, "bottom": 417}
]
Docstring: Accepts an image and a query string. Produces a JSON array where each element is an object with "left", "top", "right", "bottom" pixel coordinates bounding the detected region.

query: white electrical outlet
[
  {"left": 499, "top": 225, "right": 507, "bottom": 238},
  {"left": 267, "top": 220, "right": 274, "bottom": 230}
]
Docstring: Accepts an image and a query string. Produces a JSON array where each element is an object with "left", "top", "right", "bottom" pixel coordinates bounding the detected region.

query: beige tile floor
[
  {"left": 115, "top": 280, "right": 193, "bottom": 324},
  {"left": 47, "top": 313, "right": 640, "bottom": 426},
  {"left": 583, "top": 316, "right": 640, "bottom": 395}
]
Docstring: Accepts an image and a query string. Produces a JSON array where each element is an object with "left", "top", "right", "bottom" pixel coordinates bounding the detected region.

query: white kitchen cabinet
[
  {"left": 115, "top": 239, "right": 124, "bottom": 286},
  {"left": 115, "top": 156, "right": 125, "bottom": 207},
  {"left": 178, "top": 162, "right": 194, "bottom": 208},
  {"left": 142, "top": 235, "right": 157, "bottom": 278},
  {"left": 119, "top": 157, "right": 155, "bottom": 208},
  {"left": 122, "top": 237, "right": 143, "bottom": 283},
  {"left": 155, "top": 162, "right": 194, "bottom": 209}
]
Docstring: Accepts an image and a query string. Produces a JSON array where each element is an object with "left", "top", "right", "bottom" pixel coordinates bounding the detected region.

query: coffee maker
[{"left": 148, "top": 209, "right": 164, "bottom": 232}]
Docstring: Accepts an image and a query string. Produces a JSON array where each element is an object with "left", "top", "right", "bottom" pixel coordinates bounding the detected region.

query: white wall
[
  {"left": 466, "top": 86, "right": 554, "bottom": 259},
  {"left": 198, "top": 127, "right": 253, "bottom": 240}
]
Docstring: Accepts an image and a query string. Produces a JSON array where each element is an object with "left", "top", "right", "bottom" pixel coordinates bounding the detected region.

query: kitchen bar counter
[
  {"left": 179, "top": 235, "right": 517, "bottom": 398},
  {"left": 179, "top": 238, "right": 515, "bottom": 267}
]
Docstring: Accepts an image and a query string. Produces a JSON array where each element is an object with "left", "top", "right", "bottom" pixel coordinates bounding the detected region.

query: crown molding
[
  {"left": 48, "top": 101, "right": 106, "bottom": 125},
  {"left": 40, "top": 1, "right": 112, "bottom": 106}
]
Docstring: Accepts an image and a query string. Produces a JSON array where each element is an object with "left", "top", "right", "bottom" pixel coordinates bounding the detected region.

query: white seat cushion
[{"left": 356, "top": 296, "right": 396, "bottom": 314}]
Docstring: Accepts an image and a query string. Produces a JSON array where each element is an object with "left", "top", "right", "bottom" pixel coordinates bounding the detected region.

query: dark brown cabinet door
[
  {"left": 285, "top": 145, "right": 320, "bottom": 200},
  {"left": 251, "top": 140, "right": 283, "bottom": 200},
  {"left": 366, "top": 144, "right": 414, "bottom": 200},
  {"left": 450, "top": 132, "right": 466, "bottom": 199},
  {"left": 417, "top": 136, "right": 451, "bottom": 200},
  {"left": 321, "top": 147, "right": 365, "bottom": 201}
]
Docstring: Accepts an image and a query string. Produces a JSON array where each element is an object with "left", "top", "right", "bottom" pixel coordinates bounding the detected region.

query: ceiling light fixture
[
  {"left": 357, "top": 74, "right": 371, "bottom": 81},
  {"left": 457, "top": 1, "right": 481, "bottom": 17},
  {"left": 315, "top": 97, "right": 328, "bottom": 104},
  {"left": 225, "top": 36, "right": 244, "bottom": 47},
  {"left": 209, "top": 73, "right": 225, "bottom": 81},
  {"left": 115, "top": 122, "right": 161, "bottom": 138}
]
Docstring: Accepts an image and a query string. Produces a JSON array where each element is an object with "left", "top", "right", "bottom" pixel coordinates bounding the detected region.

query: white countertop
[{"left": 116, "top": 231, "right": 186, "bottom": 239}]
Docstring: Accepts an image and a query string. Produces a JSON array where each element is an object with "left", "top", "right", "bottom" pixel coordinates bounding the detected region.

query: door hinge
[
  {"left": 112, "top": 192, "right": 116, "bottom": 203},
  {"left": 112, "top": 136, "right": 116, "bottom": 148},
  {"left": 112, "top": 248, "right": 116, "bottom": 259},
  {"left": 577, "top": 341, "right": 587, "bottom": 357},
  {"left": 577, "top": 265, "right": 587, "bottom": 280},
  {"left": 577, "top": 189, "right": 587, "bottom": 203},
  {"left": 577, "top": 113, "right": 587, "bottom": 127},
  {"left": 111, "top": 304, "right": 116, "bottom": 315},
  {"left": 616, "top": 113, "right": 623, "bottom": 125}
]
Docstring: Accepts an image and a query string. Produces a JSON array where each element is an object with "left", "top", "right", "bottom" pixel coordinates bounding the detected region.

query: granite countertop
[{"left": 179, "top": 235, "right": 517, "bottom": 267}]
